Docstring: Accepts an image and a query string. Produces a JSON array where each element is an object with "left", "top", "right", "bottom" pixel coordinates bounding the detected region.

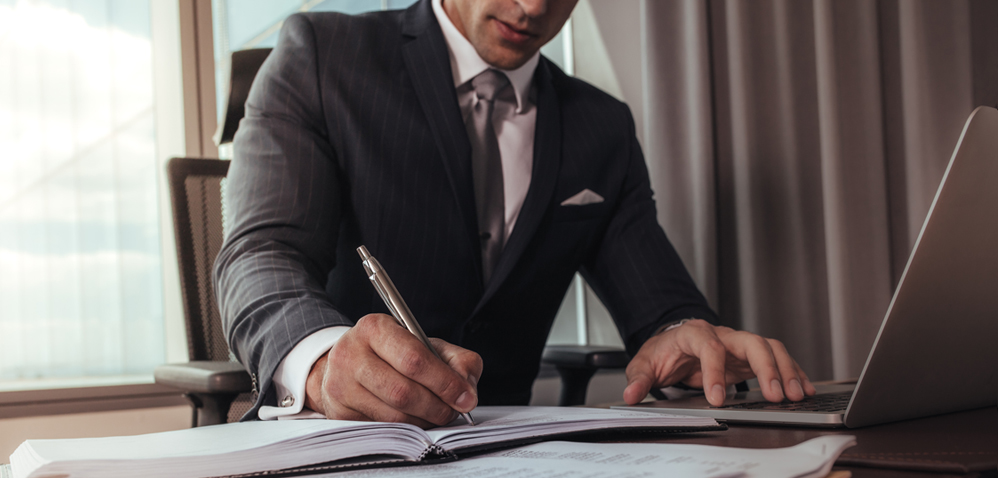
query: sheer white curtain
[{"left": 0, "top": 0, "right": 165, "bottom": 386}]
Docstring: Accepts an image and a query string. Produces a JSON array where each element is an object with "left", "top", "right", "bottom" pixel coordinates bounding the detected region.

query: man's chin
[{"left": 480, "top": 47, "right": 535, "bottom": 70}]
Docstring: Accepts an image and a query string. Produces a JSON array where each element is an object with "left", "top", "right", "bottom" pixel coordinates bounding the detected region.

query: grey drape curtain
[{"left": 579, "top": 0, "right": 997, "bottom": 380}]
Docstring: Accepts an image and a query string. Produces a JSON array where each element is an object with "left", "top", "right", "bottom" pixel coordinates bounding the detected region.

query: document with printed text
[{"left": 317, "top": 436, "right": 856, "bottom": 478}]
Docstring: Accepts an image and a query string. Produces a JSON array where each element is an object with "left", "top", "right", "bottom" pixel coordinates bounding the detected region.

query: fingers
[
  {"left": 317, "top": 362, "right": 435, "bottom": 427},
  {"left": 725, "top": 332, "right": 784, "bottom": 402},
  {"left": 628, "top": 319, "right": 816, "bottom": 407},
  {"left": 769, "top": 338, "right": 817, "bottom": 398},
  {"left": 766, "top": 338, "right": 803, "bottom": 401},
  {"left": 623, "top": 356, "right": 656, "bottom": 405},
  {"left": 307, "top": 314, "right": 480, "bottom": 427},
  {"left": 348, "top": 355, "right": 453, "bottom": 426},
  {"left": 690, "top": 329, "right": 728, "bottom": 407},
  {"left": 365, "top": 319, "right": 478, "bottom": 414},
  {"left": 635, "top": 320, "right": 729, "bottom": 406},
  {"left": 720, "top": 332, "right": 814, "bottom": 403}
]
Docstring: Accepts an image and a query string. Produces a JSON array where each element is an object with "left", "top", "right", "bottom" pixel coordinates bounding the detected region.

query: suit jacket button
[{"left": 280, "top": 395, "right": 295, "bottom": 407}]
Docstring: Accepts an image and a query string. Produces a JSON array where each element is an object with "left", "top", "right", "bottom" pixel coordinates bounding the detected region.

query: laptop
[{"left": 614, "top": 106, "right": 998, "bottom": 428}]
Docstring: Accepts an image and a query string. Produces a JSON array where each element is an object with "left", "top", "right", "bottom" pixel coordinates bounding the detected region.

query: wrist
[
  {"left": 654, "top": 318, "right": 696, "bottom": 337},
  {"left": 304, "top": 354, "right": 328, "bottom": 414}
]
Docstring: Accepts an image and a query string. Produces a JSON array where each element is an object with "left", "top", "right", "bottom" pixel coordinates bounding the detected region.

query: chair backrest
[
  {"left": 167, "top": 157, "right": 231, "bottom": 362},
  {"left": 214, "top": 48, "right": 272, "bottom": 146}
]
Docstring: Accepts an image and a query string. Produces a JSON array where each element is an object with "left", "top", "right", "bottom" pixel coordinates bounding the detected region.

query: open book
[{"left": 10, "top": 406, "right": 721, "bottom": 478}]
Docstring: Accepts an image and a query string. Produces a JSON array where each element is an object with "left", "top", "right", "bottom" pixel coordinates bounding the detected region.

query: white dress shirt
[{"left": 258, "top": 0, "right": 540, "bottom": 420}]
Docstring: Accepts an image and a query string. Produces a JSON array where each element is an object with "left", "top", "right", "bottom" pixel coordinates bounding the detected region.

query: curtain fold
[{"left": 574, "top": 0, "right": 995, "bottom": 380}]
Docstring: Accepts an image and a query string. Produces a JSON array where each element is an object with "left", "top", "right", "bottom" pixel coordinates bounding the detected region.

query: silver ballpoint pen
[{"left": 357, "top": 245, "right": 476, "bottom": 426}]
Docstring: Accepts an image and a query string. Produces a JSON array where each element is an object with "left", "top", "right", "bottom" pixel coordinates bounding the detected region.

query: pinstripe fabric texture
[{"left": 214, "top": 0, "right": 716, "bottom": 418}]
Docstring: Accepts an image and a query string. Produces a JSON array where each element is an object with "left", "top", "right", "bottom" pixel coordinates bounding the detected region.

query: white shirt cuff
[{"left": 258, "top": 326, "right": 350, "bottom": 420}]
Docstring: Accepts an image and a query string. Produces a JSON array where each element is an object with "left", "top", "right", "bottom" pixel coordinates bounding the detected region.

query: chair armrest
[
  {"left": 541, "top": 345, "right": 629, "bottom": 369},
  {"left": 154, "top": 361, "right": 252, "bottom": 394},
  {"left": 541, "top": 346, "right": 630, "bottom": 406}
]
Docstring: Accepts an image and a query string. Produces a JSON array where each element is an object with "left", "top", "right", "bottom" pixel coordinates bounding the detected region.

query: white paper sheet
[{"left": 320, "top": 435, "right": 856, "bottom": 478}]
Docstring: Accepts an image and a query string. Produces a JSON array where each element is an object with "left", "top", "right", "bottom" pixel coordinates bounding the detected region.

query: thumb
[{"left": 623, "top": 359, "right": 656, "bottom": 405}]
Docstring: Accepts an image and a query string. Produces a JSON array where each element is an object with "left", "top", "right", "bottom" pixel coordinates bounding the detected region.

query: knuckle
[
  {"left": 385, "top": 381, "right": 416, "bottom": 409},
  {"left": 358, "top": 313, "right": 393, "bottom": 334},
  {"left": 328, "top": 342, "right": 352, "bottom": 364},
  {"left": 753, "top": 335, "right": 771, "bottom": 350},
  {"left": 355, "top": 314, "right": 375, "bottom": 329},
  {"left": 397, "top": 350, "right": 428, "bottom": 376},
  {"left": 705, "top": 339, "right": 726, "bottom": 355}
]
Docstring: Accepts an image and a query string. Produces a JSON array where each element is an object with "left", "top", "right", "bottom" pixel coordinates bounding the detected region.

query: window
[{"left": 0, "top": 0, "right": 184, "bottom": 390}]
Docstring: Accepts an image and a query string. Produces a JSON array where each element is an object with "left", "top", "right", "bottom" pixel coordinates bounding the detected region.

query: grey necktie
[{"left": 467, "top": 69, "right": 512, "bottom": 284}]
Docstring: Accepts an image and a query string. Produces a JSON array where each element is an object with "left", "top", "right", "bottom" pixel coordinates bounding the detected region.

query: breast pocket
[{"left": 550, "top": 202, "right": 611, "bottom": 223}]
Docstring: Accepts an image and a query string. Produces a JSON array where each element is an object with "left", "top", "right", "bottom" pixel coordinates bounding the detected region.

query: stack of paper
[{"left": 9, "top": 406, "right": 719, "bottom": 478}]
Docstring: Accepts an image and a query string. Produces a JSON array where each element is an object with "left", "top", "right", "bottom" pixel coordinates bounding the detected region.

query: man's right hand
[{"left": 304, "top": 314, "right": 482, "bottom": 428}]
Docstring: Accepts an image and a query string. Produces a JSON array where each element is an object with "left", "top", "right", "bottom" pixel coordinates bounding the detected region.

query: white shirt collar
[{"left": 432, "top": 0, "right": 539, "bottom": 113}]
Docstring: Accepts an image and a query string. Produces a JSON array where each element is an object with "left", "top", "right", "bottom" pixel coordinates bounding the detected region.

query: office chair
[
  {"left": 153, "top": 158, "right": 253, "bottom": 427},
  {"left": 154, "top": 48, "right": 628, "bottom": 425},
  {"left": 153, "top": 50, "right": 273, "bottom": 426}
]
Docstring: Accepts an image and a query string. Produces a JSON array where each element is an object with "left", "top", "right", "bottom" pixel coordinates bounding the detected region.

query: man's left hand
[{"left": 622, "top": 319, "right": 817, "bottom": 406}]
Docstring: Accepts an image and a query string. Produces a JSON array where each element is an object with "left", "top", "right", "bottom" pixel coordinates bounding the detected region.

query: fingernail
[
  {"left": 790, "top": 379, "right": 804, "bottom": 399},
  {"left": 467, "top": 374, "right": 479, "bottom": 387},
  {"left": 770, "top": 379, "right": 784, "bottom": 400},
  {"left": 711, "top": 384, "right": 725, "bottom": 404},
  {"left": 455, "top": 391, "right": 476, "bottom": 411}
]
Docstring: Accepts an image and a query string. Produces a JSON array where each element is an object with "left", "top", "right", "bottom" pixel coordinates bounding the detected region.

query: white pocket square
[{"left": 560, "top": 189, "right": 604, "bottom": 206}]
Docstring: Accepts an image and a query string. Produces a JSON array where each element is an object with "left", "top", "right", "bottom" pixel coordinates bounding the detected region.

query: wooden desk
[{"left": 617, "top": 407, "right": 996, "bottom": 477}]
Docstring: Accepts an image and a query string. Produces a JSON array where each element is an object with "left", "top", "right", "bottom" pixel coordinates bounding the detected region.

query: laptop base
[{"left": 613, "top": 383, "right": 856, "bottom": 427}]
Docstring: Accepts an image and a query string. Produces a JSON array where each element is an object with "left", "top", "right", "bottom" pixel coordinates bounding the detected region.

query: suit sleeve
[
  {"left": 580, "top": 105, "right": 718, "bottom": 357},
  {"left": 213, "top": 14, "right": 351, "bottom": 417}
]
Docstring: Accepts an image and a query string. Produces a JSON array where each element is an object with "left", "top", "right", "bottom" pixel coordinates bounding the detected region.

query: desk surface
[
  {"left": 3, "top": 407, "right": 993, "bottom": 477},
  {"left": 627, "top": 406, "right": 997, "bottom": 477}
]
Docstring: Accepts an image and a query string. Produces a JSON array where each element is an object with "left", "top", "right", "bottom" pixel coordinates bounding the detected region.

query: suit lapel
[
  {"left": 401, "top": 0, "right": 483, "bottom": 283},
  {"left": 474, "top": 60, "right": 563, "bottom": 313}
]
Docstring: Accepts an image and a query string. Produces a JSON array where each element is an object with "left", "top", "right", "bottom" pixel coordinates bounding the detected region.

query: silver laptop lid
[{"left": 844, "top": 106, "right": 998, "bottom": 427}]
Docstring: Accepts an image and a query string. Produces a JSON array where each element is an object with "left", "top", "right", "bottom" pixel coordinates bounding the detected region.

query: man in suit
[{"left": 215, "top": 0, "right": 815, "bottom": 426}]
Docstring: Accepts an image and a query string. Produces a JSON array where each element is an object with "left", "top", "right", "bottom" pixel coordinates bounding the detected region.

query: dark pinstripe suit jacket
[{"left": 215, "top": 0, "right": 717, "bottom": 417}]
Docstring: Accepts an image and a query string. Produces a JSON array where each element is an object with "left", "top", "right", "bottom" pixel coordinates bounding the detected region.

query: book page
[
  {"left": 11, "top": 420, "right": 429, "bottom": 478},
  {"left": 316, "top": 436, "right": 856, "bottom": 478},
  {"left": 427, "top": 406, "right": 717, "bottom": 450}
]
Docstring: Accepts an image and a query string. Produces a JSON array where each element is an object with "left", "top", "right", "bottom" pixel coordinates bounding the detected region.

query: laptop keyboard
[{"left": 719, "top": 391, "right": 852, "bottom": 412}]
